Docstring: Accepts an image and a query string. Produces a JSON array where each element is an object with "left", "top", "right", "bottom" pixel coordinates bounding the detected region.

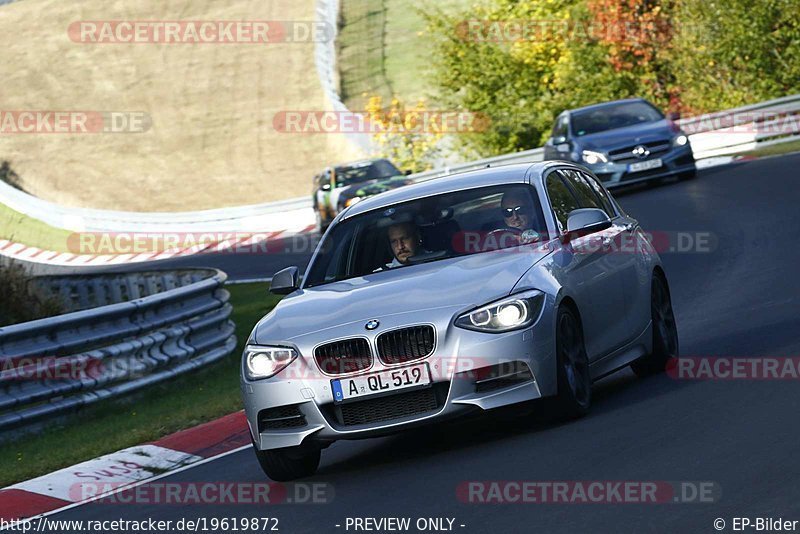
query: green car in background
[{"left": 312, "top": 158, "right": 412, "bottom": 233}]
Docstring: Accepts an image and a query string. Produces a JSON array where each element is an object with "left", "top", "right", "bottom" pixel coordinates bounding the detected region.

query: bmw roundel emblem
[{"left": 365, "top": 320, "right": 380, "bottom": 330}]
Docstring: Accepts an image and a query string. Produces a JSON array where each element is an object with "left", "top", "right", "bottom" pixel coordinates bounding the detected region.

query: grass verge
[
  {"left": 0, "top": 203, "right": 73, "bottom": 253},
  {"left": 338, "top": 0, "right": 469, "bottom": 110},
  {"left": 0, "top": 282, "right": 280, "bottom": 487},
  {"left": 738, "top": 138, "right": 800, "bottom": 159}
]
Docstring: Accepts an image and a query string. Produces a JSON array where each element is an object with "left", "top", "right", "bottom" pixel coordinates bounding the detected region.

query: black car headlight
[
  {"left": 244, "top": 345, "right": 298, "bottom": 380},
  {"left": 455, "top": 290, "right": 545, "bottom": 333}
]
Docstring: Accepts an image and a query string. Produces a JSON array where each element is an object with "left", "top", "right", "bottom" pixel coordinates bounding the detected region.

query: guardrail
[
  {"left": 0, "top": 269, "right": 236, "bottom": 432},
  {"left": 1, "top": 94, "right": 798, "bottom": 236},
  {"left": 678, "top": 93, "right": 800, "bottom": 159}
]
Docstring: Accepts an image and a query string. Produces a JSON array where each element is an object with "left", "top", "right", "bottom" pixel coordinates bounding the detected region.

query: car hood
[
  {"left": 254, "top": 248, "right": 551, "bottom": 342},
  {"left": 577, "top": 119, "right": 679, "bottom": 151}
]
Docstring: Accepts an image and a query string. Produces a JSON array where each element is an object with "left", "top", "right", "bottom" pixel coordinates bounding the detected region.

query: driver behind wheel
[{"left": 386, "top": 222, "right": 422, "bottom": 268}]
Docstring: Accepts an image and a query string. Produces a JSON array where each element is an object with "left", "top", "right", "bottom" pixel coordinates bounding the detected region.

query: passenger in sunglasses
[
  {"left": 497, "top": 191, "right": 541, "bottom": 244},
  {"left": 500, "top": 191, "right": 534, "bottom": 231}
]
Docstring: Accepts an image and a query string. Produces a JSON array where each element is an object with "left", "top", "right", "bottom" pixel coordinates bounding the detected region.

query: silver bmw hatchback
[{"left": 241, "top": 161, "right": 678, "bottom": 480}]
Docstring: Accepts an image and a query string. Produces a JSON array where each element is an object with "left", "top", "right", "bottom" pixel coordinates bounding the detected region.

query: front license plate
[
  {"left": 628, "top": 158, "right": 663, "bottom": 173},
  {"left": 331, "top": 363, "right": 431, "bottom": 403}
]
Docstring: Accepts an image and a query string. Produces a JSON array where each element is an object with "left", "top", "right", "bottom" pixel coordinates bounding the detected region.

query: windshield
[
  {"left": 334, "top": 159, "right": 400, "bottom": 187},
  {"left": 304, "top": 184, "right": 547, "bottom": 288},
  {"left": 571, "top": 101, "right": 664, "bottom": 137}
]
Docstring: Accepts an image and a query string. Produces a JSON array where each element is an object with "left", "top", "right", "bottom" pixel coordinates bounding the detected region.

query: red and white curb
[
  {"left": 0, "top": 411, "right": 251, "bottom": 521},
  {"left": 0, "top": 226, "right": 316, "bottom": 267}
]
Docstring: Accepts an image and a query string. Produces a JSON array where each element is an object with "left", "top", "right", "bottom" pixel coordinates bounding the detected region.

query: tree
[
  {"left": 424, "top": 0, "right": 799, "bottom": 157},
  {"left": 670, "top": 0, "right": 800, "bottom": 112},
  {"left": 365, "top": 95, "right": 444, "bottom": 172}
]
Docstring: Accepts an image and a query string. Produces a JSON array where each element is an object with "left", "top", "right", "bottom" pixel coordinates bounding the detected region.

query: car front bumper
[
  {"left": 241, "top": 297, "right": 557, "bottom": 451},
  {"left": 584, "top": 144, "right": 696, "bottom": 186}
]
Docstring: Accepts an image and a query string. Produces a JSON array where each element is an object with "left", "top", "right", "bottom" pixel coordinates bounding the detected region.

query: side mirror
[
  {"left": 566, "top": 208, "right": 612, "bottom": 236},
  {"left": 404, "top": 169, "right": 413, "bottom": 176},
  {"left": 270, "top": 266, "right": 300, "bottom": 295}
]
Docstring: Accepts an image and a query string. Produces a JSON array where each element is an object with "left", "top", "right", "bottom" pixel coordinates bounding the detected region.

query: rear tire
[
  {"left": 631, "top": 272, "right": 679, "bottom": 377},
  {"left": 554, "top": 306, "right": 592, "bottom": 419},
  {"left": 252, "top": 442, "right": 321, "bottom": 481}
]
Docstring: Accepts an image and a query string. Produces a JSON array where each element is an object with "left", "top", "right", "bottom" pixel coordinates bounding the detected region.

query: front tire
[
  {"left": 631, "top": 272, "right": 679, "bottom": 376},
  {"left": 554, "top": 306, "right": 592, "bottom": 419},
  {"left": 314, "top": 209, "right": 326, "bottom": 235},
  {"left": 252, "top": 442, "right": 320, "bottom": 481}
]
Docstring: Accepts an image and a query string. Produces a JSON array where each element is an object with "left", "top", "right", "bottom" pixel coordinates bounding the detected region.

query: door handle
[
  {"left": 602, "top": 236, "right": 613, "bottom": 247},
  {"left": 624, "top": 222, "right": 637, "bottom": 232}
]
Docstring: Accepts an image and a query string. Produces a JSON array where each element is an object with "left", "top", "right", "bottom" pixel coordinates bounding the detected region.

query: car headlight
[
  {"left": 455, "top": 290, "right": 545, "bottom": 333},
  {"left": 581, "top": 150, "right": 608, "bottom": 165},
  {"left": 344, "top": 197, "right": 362, "bottom": 207},
  {"left": 244, "top": 345, "right": 298, "bottom": 380},
  {"left": 673, "top": 134, "right": 688, "bottom": 146}
]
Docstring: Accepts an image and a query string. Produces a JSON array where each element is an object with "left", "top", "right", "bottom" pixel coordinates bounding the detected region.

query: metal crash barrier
[{"left": 0, "top": 269, "right": 236, "bottom": 431}]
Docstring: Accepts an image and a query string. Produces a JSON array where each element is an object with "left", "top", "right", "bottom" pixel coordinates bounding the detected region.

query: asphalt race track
[{"left": 47, "top": 153, "right": 800, "bottom": 533}]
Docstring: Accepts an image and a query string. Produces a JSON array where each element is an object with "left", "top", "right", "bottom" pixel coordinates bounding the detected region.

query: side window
[
  {"left": 322, "top": 231, "right": 354, "bottom": 282},
  {"left": 545, "top": 172, "right": 580, "bottom": 231},
  {"left": 552, "top": 115, "right": 568, "bottom": 139},
  {"left": 578, "top": 171, "right": 616, "bottom": 216},
  {"left": 561, "top": 169, "right": 604, "bottom": 212}
]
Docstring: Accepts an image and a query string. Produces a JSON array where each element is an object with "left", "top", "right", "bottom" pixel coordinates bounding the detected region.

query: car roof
[
  {"left": 333, "top": 158, "right": 387, "bottom": 170},
  {"left": 563, "top": 98, "right": 650, "bottom": 116},
  {"left": 342, "top": 161, "right": 561, "bottom": 219}
]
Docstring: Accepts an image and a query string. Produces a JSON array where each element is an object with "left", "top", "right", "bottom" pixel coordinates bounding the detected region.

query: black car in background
[
  {"left": 543, "top": 98, "right": 695, "bottom": 186},
  {"left": 312, "top": 158, "right": 410, "bottom": 233}
]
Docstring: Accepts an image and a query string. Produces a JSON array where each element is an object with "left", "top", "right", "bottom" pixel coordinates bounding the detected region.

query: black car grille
[
  {"left": 608, "top": 139, "right": 672, "bottom": 163},
  {"left": 377, "top": 325, "right": 435, "bottom": 364},
  {"left": 315, "top": 338, "right": 372, "bottom": 375},
  {"left": 321, "top": 383, "right": 448, "bottom": 427},
  {"left": 258, "top": 405, "right": 306, "bottom": 431}
]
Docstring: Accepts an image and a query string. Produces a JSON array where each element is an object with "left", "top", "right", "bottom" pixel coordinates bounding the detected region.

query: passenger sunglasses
[{"left": 502, "top": 205, "right": 528, "bottom": 218}]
